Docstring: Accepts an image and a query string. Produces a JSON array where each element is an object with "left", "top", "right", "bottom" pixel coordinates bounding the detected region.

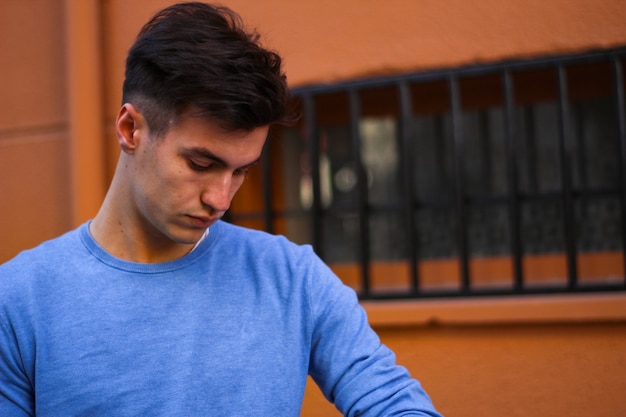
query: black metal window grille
[{"left": 228, "top": 47, "right": 626, "bottom": 300}]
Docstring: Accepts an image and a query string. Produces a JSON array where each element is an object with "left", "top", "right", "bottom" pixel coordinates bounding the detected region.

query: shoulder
[
  {"left": 1, "top": 226, "right": 82, "bottom": 268},
  {"left": 0, "top": 226, "right": 84, "bottom": 294},
  {"left": 215, "top": 220, "right": 315, "bottom": 261},
  {"left": 212, "top": 220, "right": 341, "bottom": 296}
]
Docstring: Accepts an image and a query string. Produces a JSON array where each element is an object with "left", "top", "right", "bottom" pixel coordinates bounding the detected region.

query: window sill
[{"left": 361, "top": 292, "right": 626, "bottom": 327}]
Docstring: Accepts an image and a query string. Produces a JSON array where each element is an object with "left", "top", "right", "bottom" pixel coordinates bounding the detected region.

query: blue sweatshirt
[{"left": 0, "top": 221, "right": 441, "bottom": 416}]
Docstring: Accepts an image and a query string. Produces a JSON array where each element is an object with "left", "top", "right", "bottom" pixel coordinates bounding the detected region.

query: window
[{"left": 228, "top": 48, "right": 626, "bottom": 299}]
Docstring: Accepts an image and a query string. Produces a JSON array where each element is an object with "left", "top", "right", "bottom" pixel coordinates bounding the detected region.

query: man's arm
[
  {"left": 305, "top": 254, "right": 443, "bottom": 416},
  {"left": 1, "top": 261, "right": 35, "bottom": 417},
  {"left": 0, "top": 318, "right": 35, "bottom": 417}
]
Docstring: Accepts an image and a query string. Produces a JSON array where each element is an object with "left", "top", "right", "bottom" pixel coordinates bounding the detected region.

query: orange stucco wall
[
  {"left": 0, "top": 0, "right": 72, "bottom": 262},
  {"left": 1, "top": 1, "right": 626, "bottom": 416},
  {"left": 303, "top": 319, "right": 626, "bottom": 417},
  {"left": 225, "top": 0, "right": 626, "bottom": 87},
  {"left": 3, "top": 0, "right": 626, "bottom": 261},
  {"left": 300, "top": 294, "right": 626, "bottom": 416},
  {"left": 104, "top": 0, "right": 626, "bottom": 89}
]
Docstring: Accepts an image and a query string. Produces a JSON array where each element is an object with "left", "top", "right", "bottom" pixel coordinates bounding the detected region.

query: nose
[{"left": 201, "top": 174, "right": 234, "bottom": 215}]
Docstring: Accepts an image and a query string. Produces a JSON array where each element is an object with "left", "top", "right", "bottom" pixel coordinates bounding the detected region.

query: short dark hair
[{"left": 122, "top": 2, "right": 296, "bottom": 136}]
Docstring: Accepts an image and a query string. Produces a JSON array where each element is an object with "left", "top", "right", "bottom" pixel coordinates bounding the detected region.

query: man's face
[{"left": 128, "top": 109, "right": 268, "bottom": 247}]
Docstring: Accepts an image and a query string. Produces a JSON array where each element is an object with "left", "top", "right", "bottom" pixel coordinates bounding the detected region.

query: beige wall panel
[
  {"left": 0, "top": 0, "right": 67, "bottom": 131},
  {"left": 0, "top": 133, "right": 71, "bottom": 263}
]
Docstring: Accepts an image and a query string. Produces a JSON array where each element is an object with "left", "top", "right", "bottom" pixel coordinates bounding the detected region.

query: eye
[
  {"left": 187, "top": 159, "right": 213, "bottom": 172},
  {"left": 233, "top": 167, "right": 249, "bottom": 177}
]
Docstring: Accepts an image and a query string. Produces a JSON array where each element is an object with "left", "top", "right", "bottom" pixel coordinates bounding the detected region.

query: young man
[{"left": 0, "top": 2, "right": 442, "bottom": 416}]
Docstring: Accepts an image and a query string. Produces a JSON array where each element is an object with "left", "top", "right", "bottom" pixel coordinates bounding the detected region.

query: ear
[{"left": 115, "top": 103, "right": 146, "bottom": 154}]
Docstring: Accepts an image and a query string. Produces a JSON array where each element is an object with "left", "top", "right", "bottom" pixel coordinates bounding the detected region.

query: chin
[{"left": 172, "top": 229, "right": 207, "bottom": 245}]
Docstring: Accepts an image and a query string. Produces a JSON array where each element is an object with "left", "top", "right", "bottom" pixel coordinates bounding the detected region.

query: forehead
[
  {"left": 164, "top": 108, "right": 263, "bottom": 138},
  {"left": 159, "top": 112, "right": 269, "bottom": 160},
  {"left": 162, "top": 112, "right": 232, "bottom": 139}
]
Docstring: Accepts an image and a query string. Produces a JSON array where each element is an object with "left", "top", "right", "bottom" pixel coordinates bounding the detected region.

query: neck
[
  {"left": 90, "top": 214, "right": 196, "bottom": 264},
  {"left": 90, "top": 168, "right": 196, "bottom": 264}
]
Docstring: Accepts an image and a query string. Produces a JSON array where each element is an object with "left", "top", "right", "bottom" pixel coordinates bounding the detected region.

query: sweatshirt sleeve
[
  {"left": 304, "top": 250, "right": 442, "bottom": 417},
  {"left": 0, "top": 269, "right": 35, "bottom": 417},
  {"left": 0, "top": 323, "right": 34, "bottom": 416}
]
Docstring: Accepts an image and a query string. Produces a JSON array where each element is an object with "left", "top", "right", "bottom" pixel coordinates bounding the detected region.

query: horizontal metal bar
[
  {"left": 359, "top": 283, "right": 626, "bottom": 301},
  {"left": 292, "top": 47, "right": 626, "bottom": 96}
]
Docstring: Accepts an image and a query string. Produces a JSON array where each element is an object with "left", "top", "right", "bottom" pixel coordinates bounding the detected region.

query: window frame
[{"left": 228, "top": 47, "right": 626, "bottom": 300}]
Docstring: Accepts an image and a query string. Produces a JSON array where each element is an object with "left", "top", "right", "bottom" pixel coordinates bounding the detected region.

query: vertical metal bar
[
  {"left": 478, "top": 111, "right": 492, "bottom": 194},
  {"left": 261, "top": 140, "right": 273, "bottom": 233},
  {"left": 398, "top": 81, "right": 420, "bottom": 293},
  {"left": 434, "top": 115, "right": 448, "bottom": 192},
  {"left": 448, "top": 76, "right": 471, "bottom": 293},
  {"left": 503, "top": 70, "right": 524, "bottom": 291},
  {"left": 556, "top": 65, "right": 579, "bottom": 289},
  {"left": 573, "top": 103, "right": 590, "bottom": 220},
  {"left": 573, "top": 104, "right": 588, "bottom": 193},
  {"left": 612, "top": 57, "right": 626, "bottom": 287},
  {"left": 524, "top": 107, "right": 539, "bottom": 193},
  {"left": 303, "top": 94, "right": 324, "bottom": 256},
  {"left": 349, "top": 89, "right": 371, "bottom": 296}
]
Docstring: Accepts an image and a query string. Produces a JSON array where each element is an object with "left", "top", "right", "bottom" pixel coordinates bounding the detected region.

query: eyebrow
[{"left": 183, "top": 147, "right": 261, "bottom": 170}]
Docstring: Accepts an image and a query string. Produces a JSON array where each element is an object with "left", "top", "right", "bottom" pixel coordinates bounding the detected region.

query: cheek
[
  {"left": 229, "top": 176, "right": 247, "bottom": 197},
  {"left": 145, "top": 165, "right": 191, "bottom": 206},
  {"left": 166, "top": 179, "right": 199, "bottom": 205}
]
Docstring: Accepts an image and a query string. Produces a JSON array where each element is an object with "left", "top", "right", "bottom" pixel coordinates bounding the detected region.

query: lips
[{"left": 187, "top": 215, "right": 215, "bottom": 228}]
